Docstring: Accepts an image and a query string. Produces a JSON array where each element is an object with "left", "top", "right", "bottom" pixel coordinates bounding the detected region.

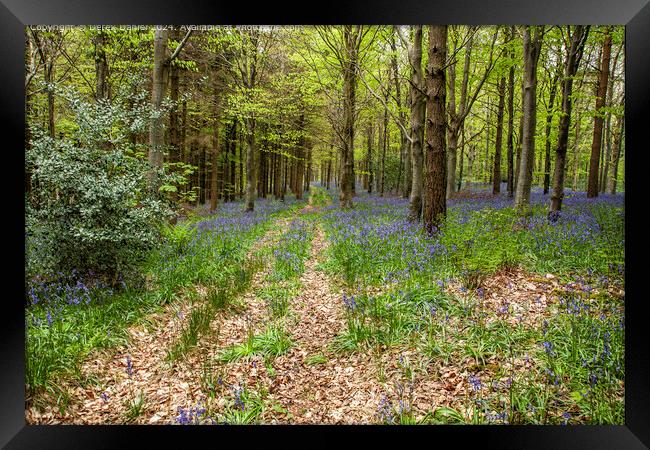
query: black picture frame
[{"left": 2, "top": 0, "right": 647, "bottom": 447}]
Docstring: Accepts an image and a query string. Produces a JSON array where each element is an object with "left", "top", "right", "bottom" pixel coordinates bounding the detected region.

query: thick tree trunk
[
  {"left": 587, "top": 28, "right": 612, "bottom": 198},
  {"left": 514, "top": 26, "right": 543, "bottom": 214},
  {"left": 408, "top": 25, "right": 425, "bottom": 221},
  {"left": 149, "top": 29, "right": 169, "bottom": 188},
  {"left": 550, "top": 25, "right": 588, "bottom": 214},
  {"left": 339, "top": 26, "right": 360, "bottom": 209},
  {"left": 423, "top": 25, "right": 447, "bottom": 235}
]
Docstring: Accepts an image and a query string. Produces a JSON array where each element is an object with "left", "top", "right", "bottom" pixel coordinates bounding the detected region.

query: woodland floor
[{"left": 25, "top": 188, "right": 625, "bottom": 425}]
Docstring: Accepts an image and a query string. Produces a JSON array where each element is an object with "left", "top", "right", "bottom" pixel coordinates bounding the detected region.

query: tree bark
[
  {"left": 587, "top": 27, "right": 612, "bottom": 198},
  {"left": 149, "top": 29, "right": 169, "bottom": 188},
  {"left": 607, "top": 114, "right": 624, "bottom": 194},
  {"left": 244, "top": 116, "right": 256, "bottom": 211},
  {"left": 550, "top": 26, "right": 588, "bottom": 214},
  {"left": 514, "top": 26, "right": 543, "bottom": 214},
  {"left": 390, "top": 28, "right": 410, "bottom": 198},
  {"left": 423, "top": 25, "right": 447, "bottom": 235},
  {"left": 506, "top": 26, "right": 516, "bottom": 198},
  {"left": 210, "top": 90, "right": 221, "bottom": 212},
  {"left": 380, "top": 104, "right": 388, "bottom": 197},
  {"left": 408, "top": 25, "right": 425, "bottom": 221},
  {"left": 543, "top": 67, "right": 560, "bottom": 194},
  {"left": 493, "top": 76, "right": 506, "bottom": 194},
  {"left": 339, "top": 26, "right": 361, "bottom": 209},
  {"left": 94, "top": 28, "right": 109, "bottom": 101}
]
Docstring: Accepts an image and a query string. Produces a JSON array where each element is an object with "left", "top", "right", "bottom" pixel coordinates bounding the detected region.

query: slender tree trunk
[
  {"left": 169, "top": 50, "right": 180, "bottom": 162},
  {"left": 245, "top": 116, "right": 256, "bottom": 211},
  {"left": 601, "top": 45, "right": 620, "bottom": 193},
  {"left": 608, "top": 115, "right": 624, "bottom": 194},
  {"left": 423, "top": 25, "right": 447, "bottom": 235},
  {"left": 408, "top": 25, "right": 425, "bottom": 221},
  {"left": 506, "top": 26, "right": 516, "bottom": 198},
  {"left": 587, "top": 27, "right": 612, "bottom": 198},
  {"left": 458, "top": 129, "right": 465, "bottom": 191},
  {"left": 550, "top": 25, "right": 588, "bottom": 214},
  {"left": 380, "top": 105, "right": 388, "bottom": 197},
  {"left": 210, "top": 94, "right": 220, "bottom": 212},
  {"left": 94, "top": 29, "right": 109, "bottom": 101},
  {"left": 514, "top": 26, "right": 543, "bottom": 214},
  {"left": 326, "top": 145, "right": 333, "bottom": 190},
  {"left": 572, "top": 111, "right": 581, "bottom": 191},
  {"left": 493, "top": 76, "right": 506, "bottom": 194},
  {"left": 366, "top": 125, "right": 373, "bottom": 193},
  {"left": 390, "top": 29, "right": 410, "bottom": 198},
  {"left": 543, "top": 69, "right": 560, "bottom": 194}
]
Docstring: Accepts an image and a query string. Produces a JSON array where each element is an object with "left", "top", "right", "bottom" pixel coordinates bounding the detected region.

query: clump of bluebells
[
  {"left": 325, "top": 184, "right": 623, "bottom": 425},
  {"left": 323, "top": 185, "right": 623, "bottom": 288},
  {"left": 175, "top": 403, "right": 209, "bottom": 425}
]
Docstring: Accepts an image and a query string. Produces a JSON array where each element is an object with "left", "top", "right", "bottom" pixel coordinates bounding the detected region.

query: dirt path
[
  {"left": 262, "top": 224, "right": 455, "bottom": 423},
  {"left": 27, "top": 216, "right": 291, "bottom": 425},
  {"left": 28, "top": 202, "right": 594, "bottom": 425}
]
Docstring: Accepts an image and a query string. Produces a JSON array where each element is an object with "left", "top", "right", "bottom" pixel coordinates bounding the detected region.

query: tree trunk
[
  {"left": 543, "top": 68, "right": 560, "bottom": 194},
  {"left": 601, "top": 44, "right": 620, "bottom": 193},
  {"left": 514, "top": 26, "right": 543, "bottom": 214},
  {"left": 367, "top": 125, "right": 373, "bottom": 193},
  {"left": 149, "top": 29, "right": 169, "bottom": 188},
  {"left": 169, "top": 47, "right": 180, "bottom": 163},
  {"left": 587, "top": 27, "right": 612, "bottom": 198},
  {"left": 423, "top": 25, "right": 447, "bottom": 235},
  {"left": 380, "top": 106, "right": 388, "bottom": 197},
  {"left": 607, "top": 115, "right": 624, "bottom": 194},
  {"left": 326, "top": 144, "right": 333, "bottom": 190},
  {"left": 210, "top": 94, "right": 220, "bottom": 212},
  {"left": 493, "top": 76, "right": 506, "bottom": 194},
  {"left": 408, "top": 25, "right": 425, "bottom": 221},
  {"left": 339, "top": 26, "right": 359, "bottom": 209},
  {"left": 550, "top": 26, "right": 588, "bottom": 214},
  {"left": 245, "top": 116, "right": 256, "bottom": 211},
  {"left": 390, "top": 28, "right": 410, "bottom": 198},
  {"left": 506, "top": 26, "right": 516, "bottom": 198},
  {"left": 94, "top": 29, "right": 109, "bottom": 100}
]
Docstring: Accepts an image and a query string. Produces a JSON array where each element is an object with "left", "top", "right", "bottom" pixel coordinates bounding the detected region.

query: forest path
[
  {"left": 37, "top": 213, "right": 293, "bottom": 424},
  {"left": 260, "top": 220, "right": 394, "bottom": 424}
]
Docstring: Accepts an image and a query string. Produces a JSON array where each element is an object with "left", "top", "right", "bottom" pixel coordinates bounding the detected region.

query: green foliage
[
  {"left": 217, "top": 323, "right": 292, "bottom": 363},
  {"left": 26, "top": 90, "right": 174, "bottom": 283}
]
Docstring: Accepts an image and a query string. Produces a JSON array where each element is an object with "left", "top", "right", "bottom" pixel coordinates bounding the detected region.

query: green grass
[
  {"left": 256, "top": 280, "right": 301, "bottom": 319},
  {"left": 25, "top": 200, "right": 302, "bottom": 403},
  {"left": 305, "top": 353, "right": 328, "bottom": 366},
  {"left": 217, "top": 323, "right": 293, "bottom": 363}
]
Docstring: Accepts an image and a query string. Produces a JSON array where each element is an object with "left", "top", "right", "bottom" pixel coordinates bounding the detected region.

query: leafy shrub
[{"left": 26, "top": 89, "right": 174, "bottom": 284}]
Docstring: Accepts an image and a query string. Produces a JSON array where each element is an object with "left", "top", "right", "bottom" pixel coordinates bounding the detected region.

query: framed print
[{"left": 2, "top": 0, "right": 648, "bottom": 447}]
